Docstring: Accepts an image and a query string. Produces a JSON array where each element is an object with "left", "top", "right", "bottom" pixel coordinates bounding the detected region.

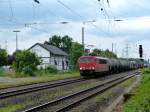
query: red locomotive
[
  {"left": 79, "top": 56, "right": 109, "bottom": 76},
  {"left": 78, "top": 56, "right": 145, "bottom": 76}
]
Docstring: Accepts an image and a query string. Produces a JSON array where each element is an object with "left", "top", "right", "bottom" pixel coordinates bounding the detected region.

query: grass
[
  {"left": 69, "top": 74, "right": 137, "bottom": 112},
  {"left": 0, "top": 104, "right": 24, "bottom": 112},
  {"left": 0, "top": 76, "right": 104, "bottom": 112},
  {"left": 94, "top": 76, "right": 136, "bottom": 101},
  {"left": 123, "top": 68, "right": 150, "bottom": 112},
  {"left": 0, "top": 71, "right": 80, "bottom": 89},
  {"left": 0, "top": 67, "right": 5, "bottom": 77}
]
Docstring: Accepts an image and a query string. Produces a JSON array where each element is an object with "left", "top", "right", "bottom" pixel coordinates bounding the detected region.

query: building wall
[
  {"left": 50, "top": 55, "right": 69, "bottom": 70},
  {"left": 30, "top": 44, "right": 68, "bottom": 70},
  {"left": 30, "top": 44, "right": 50, "bottom": 64}
]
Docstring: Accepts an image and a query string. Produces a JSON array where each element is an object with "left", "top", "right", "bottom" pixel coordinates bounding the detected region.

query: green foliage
[
  {"left": 48, "top": 35, "right": 62, "bottom": 48},
  {"left": 0, "top": 67, "right": 5, "bottom": 76},
  {"left": 142, "top": 68, "right": 150, "bottom": 74},
  {"left": 90, "top": 48, "right": 117, "bottom": 58},
  {"left": 123, "top": 69, "right": 150, "bottom": 112},
  {"left": 44, "top": 65, "right": 58, "bottom": 74},
  {"left": 45, "top": 35, "right": 73, "bottom": 54},
  {"left": 70, "top": 42, "right": 84, "bottom": 69},
  {"left": 12, "top": 50, "right": 41, "bottom": 76},
  {"left": 0, "top": 49, "right": 7, "bottom": 67},
  {"left": 61, "top": 35, "right": 72, "bottom": 54},
  {"left": 45, "top": 35, "right": 83, "bottom": 70}
]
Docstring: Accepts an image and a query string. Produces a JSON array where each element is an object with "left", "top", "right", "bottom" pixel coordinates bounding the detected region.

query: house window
[
  {"left": 54, "top": 60, "right": 57, "bottom": 65},
  {"left": 62, "top": 61, "right": 65, "bottom": 70},
  {"left": 66, "top": 60, "right": 69, "bottom": 67}
]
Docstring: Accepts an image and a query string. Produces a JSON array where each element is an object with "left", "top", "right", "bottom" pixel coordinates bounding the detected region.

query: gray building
[{"left": 29, "top": 43, "right": 69, "bottom": 70}]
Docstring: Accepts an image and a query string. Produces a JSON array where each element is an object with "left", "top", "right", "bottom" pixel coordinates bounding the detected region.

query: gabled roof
[{"left": 29, "top": 43, "right": 68, "bottom": 56}]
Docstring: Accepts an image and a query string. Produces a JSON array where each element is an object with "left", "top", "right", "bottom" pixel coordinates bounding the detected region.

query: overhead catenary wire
[
  {"left": 29, "top": 0, "right": 65, "bottom": 25},
  {"left": 56, "top": 0, "right": 99, "bottom": 29},
  {"left": 8, "top": 0, "right": 14, "bottom": 21},
  {"left": 1, "top": 0, "right": 113, "bottom": 37},
  {"left": 56, "top": 0, "right": 84, "bottom": 20},
  {"left": 56, "top": 0, "right": 109, "bottom": 36},
  {"left": 0, "top": 0, "right": 63, "bottom": 34}
]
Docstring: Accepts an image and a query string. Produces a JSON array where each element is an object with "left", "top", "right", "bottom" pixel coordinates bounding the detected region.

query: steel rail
[
  {"left": 0, "top": 78, "right": 85, "bottom": 99},
  {"left": 22, "top": 72, "right": 139, "bottom": 112}
]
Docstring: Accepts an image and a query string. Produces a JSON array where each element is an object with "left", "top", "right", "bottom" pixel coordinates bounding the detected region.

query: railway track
[
  {"left": 0, "top": 70, "right": 137, "bottom": 100},
  {"left": 22, "top": 71, "right": 139, "bottom": 112},
  {"left": 0, "top": 77, "right": 85, "bottom": 99}
]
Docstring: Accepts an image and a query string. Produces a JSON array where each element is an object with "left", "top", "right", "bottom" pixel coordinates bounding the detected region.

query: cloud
[{"left": 0, "top": 0, "right": 150, "bottom": 59}]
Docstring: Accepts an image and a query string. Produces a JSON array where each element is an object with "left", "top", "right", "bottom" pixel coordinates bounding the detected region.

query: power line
[
  {"left": 8, "top": 0, "right": 14, "bottom": 21},
  {"left": 32, "top": 0, "right": 63, "bottom": 21},
  {"left": 56, "top": 0, "right": 109, "bottom": 35},
  {"left": 56, "top": 0, "right": 84, "bottom": 20},
  {"left": 97, "top": 0, "right": 112, "bottom": 22},
  {"left": 39, "top": 2, "right": 62, "bottom": 19},
  {"left": 27, "top": 25, "right": 50, "bottom": 34}
]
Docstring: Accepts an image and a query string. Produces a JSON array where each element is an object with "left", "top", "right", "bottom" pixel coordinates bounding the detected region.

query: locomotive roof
[{"left": 80, "top": 56, "right": 109, "bottom": 60}]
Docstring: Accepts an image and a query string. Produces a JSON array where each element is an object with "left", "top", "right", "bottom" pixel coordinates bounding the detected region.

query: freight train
[{"left": 78, "top": 56, "right": 146, "bottom": 76}]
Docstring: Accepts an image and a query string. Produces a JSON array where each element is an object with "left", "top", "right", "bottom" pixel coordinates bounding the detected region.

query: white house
[{"left": 29, "top": 43, "right": 69, "bottom": 70}]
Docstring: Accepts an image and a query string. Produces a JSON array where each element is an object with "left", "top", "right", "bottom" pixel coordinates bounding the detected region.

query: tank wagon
[{"left": 78, "top": 56, "right": 144, "bottom": 76}]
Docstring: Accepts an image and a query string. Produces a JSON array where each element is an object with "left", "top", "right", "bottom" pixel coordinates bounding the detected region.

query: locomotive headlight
[
  {"left": 92, "top": 67, "right": 95, "bottom": 70},
  {"left": 80, "top": 67, "right": 82, "bottom": 70}
]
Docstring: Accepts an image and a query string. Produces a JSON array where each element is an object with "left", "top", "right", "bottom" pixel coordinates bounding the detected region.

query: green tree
[
  {"left": 0, "top": 49, "right": 7, "bottom": 67},
  {"left": 48, "top": 35, "right": 62, "bottom": 48},
  {"left": 90, "top": 49, "right": 102, "bottom": 56},
  {"left": 61, "top": 35, "right": 72, "bottom": 54},
  {"left": 70, "top": 42, "right": 84, "bottom": 69},
  {"left": 13, "top": 50, "right": 41, "bottom": 76},
  {"left": 45, "top": 35, "right": 73, "bottom": 54},
  {"left": 90, "top": 49, "right": 117, "bottom": 58}
]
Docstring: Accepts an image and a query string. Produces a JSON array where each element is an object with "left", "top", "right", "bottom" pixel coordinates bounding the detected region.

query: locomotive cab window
[
  {"left": 99, "top": 59, "right": 107, "bottom": 64},
  {"left": 79, "top": 58, "right": 95, "bottom": 63}
]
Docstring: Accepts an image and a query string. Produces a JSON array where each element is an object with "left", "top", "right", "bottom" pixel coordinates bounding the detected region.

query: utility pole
[
  {"left": 125, "top": 42, "right": 129, "bottom": 59},
  {"left": 112, "top": 43, "right": 114, "bottom": 53},
  {"left": 13, "top": 30, "right": 20, "bottom": 51},
  {"left": 114, "top": 43, "right": 117, "bottom": 55},
  {"left": 5, "top": 40, "right": 8, "bottom": 52},
  {"left": 81, "top": 20, "right": 95, "bottom": 55},
  {"left": 82, "top": 25, "right": 85, "bottom": 53}
]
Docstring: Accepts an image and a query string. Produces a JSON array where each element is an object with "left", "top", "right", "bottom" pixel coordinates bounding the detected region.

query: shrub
[
  {"left": 22, "top": 65, "right": 36, "bottom": 76},
  {"left": 44, "top": 65, "right": 58, "bottom": 74},
  {"left": 12, "top": 50, "right": 41, "bottom": 76},
  {"left": 0, "top": 49, "right": 7, "bottom": 67},
  {"left": 0, "top": 67, "right": 5, "bottom": 76},
  {"left": 142, "top": 68, "right": 150, "bottom": 74}
]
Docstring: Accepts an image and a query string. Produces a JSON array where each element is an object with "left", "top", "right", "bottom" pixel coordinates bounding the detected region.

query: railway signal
[
  {"left": 139, "top": 45, "right": 143, "bottom": 58},
  {"left": 34, "top": 0, "right": 40, "bottom": 4}
]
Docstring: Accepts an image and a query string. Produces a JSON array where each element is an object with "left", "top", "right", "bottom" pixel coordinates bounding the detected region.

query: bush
[
  {"left": 0, "top": 67, "right": 5, "bottom": 76},
  {"left": 0, "top": 49, "right": 7, "bottom": 67},
  {"left": 44, "top": 65, "right": 58, "bottom": 74},
  {"left": 22, "top": 65, "right": 36, "bottom": 76},
  {"left": 142, "top": 68, "right": 150, "bottom": 74},
  {"left": 12, "top": 50, "right": 41, "bottom": 76}
]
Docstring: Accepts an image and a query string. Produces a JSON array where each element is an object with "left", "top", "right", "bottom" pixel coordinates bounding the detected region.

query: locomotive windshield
[{"left": 79, "top": 58, "right": 95, "bottom": 63}]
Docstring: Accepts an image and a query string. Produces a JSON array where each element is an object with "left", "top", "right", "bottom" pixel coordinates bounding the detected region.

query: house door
[{"left": 62, "top": 61, "right": 65, "bottom": 70}]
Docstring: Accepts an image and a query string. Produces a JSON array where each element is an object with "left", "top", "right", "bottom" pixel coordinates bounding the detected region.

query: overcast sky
[{"left": 0, "top": 0, "right": 150, "bottom": 59}]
